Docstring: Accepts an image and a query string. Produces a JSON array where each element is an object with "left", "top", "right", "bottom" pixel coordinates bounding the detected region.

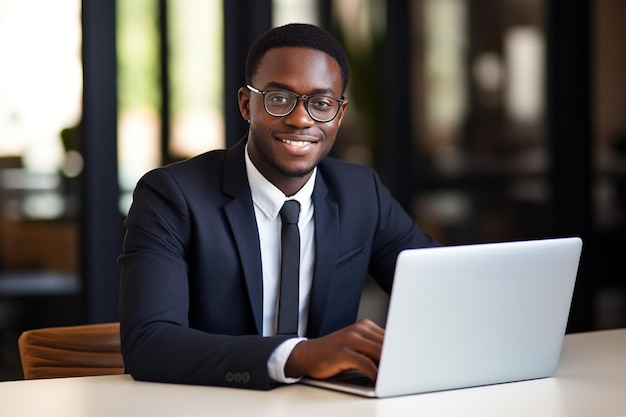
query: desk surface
[{"left": 2, "top": 329, "right": 626, "bottom": 417}]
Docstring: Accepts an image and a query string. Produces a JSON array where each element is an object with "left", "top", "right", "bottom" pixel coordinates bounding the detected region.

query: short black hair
[{"left": 245, "top": 23, "right": 349, "bottom": 94}]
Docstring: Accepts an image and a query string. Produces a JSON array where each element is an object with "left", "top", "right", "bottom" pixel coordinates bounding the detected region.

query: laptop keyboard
[{"left": 327, "top": 370, "right": 376, "bottom": 388}]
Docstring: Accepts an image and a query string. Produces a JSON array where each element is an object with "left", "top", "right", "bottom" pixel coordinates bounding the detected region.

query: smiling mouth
[{"left": 279, "top": 138, "right": 314, "bottom": 147}]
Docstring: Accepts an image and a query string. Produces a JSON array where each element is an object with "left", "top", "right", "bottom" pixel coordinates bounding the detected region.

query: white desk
[{"left": 2, "top": 329, "right": 626, "bottom": 417}]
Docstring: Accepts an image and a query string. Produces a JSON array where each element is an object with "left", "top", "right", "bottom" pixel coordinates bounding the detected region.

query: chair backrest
[{"left": 18, "top": 322, "right": 124, "bottom": 380}]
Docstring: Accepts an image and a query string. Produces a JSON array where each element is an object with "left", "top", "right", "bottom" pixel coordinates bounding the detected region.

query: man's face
[{"left": 238, "top": 47, "right": 348, "bottom": 195}]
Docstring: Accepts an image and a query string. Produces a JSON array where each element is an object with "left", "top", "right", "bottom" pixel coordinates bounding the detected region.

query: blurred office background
[{"left": 1, "top": 0, "right": 624, "bottom": 380}]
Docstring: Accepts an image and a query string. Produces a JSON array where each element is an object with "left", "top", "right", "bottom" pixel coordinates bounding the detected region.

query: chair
[{"left": 18, "top": 322, "right": 124, "bottom": 380}]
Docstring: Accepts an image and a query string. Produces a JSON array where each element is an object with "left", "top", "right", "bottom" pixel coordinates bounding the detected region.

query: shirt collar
[{"left": 245, "top": 142, "right": 316, "bottom": 220}]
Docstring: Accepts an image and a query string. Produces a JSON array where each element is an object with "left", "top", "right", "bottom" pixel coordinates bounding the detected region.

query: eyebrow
[{"left": 263, "top": 81, "right": 338, "bottom": 97}]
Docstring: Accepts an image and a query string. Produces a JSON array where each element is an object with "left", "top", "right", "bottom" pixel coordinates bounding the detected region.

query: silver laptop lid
[{"left": 375, "top": 237, "right": 582, "bottom": 397}]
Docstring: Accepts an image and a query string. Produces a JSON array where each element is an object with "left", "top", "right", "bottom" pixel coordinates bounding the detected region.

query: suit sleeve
[
  {"left": 118, "top": 168, "right": 290, "bottom": 390},
  {"left": 367, "top": 169, "right": 441, "bottom": 292}
]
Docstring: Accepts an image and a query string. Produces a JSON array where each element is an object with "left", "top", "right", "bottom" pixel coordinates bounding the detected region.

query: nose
[{"left": 284, "top": 98, "right": 315, "bottom": 127}]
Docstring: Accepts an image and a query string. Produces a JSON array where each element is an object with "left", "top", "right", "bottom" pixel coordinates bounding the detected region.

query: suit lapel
[
  {"left": 221, "top": 139, "right": 341, "bottom": 337},
  {"left": 222, "top": 138, "right": 264, "bottom": 335},
  {"left": 306, "top": 175, "right": 339, "bottom": 338}
]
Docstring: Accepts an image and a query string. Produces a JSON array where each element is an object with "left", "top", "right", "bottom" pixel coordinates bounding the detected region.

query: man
[{"left": 119, "top": 23, "right": 438, "bottom": 390}]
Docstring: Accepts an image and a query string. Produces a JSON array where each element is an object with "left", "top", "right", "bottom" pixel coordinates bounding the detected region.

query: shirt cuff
[{"left": 268, "top": 337, "right": 307, "bottom": 384}]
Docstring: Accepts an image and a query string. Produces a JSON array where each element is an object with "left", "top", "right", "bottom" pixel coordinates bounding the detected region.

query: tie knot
[{"left": 280, "top": 200, "right": 300, "bottom": 224}]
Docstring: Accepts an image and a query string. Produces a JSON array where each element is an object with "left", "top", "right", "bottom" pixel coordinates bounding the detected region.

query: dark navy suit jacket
[{"left": 118, "top": 137, "right": 438, "bottom": 390}]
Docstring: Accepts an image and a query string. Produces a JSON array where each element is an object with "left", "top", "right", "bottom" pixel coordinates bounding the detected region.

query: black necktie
[{"left": 277, "top": 200, "right": 300, "bottom": 336}]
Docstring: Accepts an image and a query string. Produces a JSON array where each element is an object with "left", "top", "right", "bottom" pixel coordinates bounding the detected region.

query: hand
[{"left": 284, "top": 318, "right": 384, "bottom": 382}]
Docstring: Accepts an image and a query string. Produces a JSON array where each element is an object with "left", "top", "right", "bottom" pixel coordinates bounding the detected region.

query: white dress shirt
[{"left": 244, "top": 144, "right": 315, "bottom": 383}]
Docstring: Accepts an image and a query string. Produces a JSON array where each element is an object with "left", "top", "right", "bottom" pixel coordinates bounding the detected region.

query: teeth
[{"left": 280, "top": 138, "right": 308, "bottom": 146}]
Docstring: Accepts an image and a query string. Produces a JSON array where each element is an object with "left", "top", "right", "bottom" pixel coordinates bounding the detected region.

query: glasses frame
[{"left": 246, "top": 84, "right": 345, "bottom": 123}]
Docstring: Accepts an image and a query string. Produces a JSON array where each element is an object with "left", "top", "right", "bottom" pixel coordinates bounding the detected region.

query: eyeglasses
[{"left": 246, "top": 84, "right": 344, "bottom": 123}]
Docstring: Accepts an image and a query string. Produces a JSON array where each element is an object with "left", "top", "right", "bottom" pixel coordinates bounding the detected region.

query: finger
[
  {"left": 347, "top": 321, "right": 385, "bottom": 359},
  {"left": 354, "top": 318, "right": 385, "bottom": 339},
  {"left": 351, "top": 335, "right": 383, "bottom": 363},
  {"left": 347, "top": 351, "right": 379, "bottom": 381},
  {"left": 361, "top": 324, "right": 385, "bottom": 344}
]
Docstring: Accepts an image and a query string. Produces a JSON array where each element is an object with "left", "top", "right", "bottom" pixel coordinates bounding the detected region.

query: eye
[
  {"left": 266, "top": 91, "right": 293, "bottom": 105},
  {"left": 309, "top": 96, "right": 334, "bottom": 110}
]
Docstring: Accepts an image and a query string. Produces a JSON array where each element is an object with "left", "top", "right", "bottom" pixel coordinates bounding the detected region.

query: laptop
[{"left": 302, "top": 237, "right": 582, "bottom": 398}]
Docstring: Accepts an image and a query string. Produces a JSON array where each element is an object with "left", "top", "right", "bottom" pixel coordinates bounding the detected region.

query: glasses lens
[
  {"left": 307, "top": 95, "right": 340, "bottom": 122},
  {"left": 264, "top": 91, "right": 297, "bottom": 116}
]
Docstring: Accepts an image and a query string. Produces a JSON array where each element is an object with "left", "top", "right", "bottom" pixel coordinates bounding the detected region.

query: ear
[{"left": 238, "top": 87, "right": 251, "bottom": 122}]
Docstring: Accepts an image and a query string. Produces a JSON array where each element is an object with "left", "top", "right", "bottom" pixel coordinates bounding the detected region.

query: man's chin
[
  {"left": 273, "top": 151, "right": 329, "bottom": 179},
  {"left": 278, "top": 166, "right": 315, "bottom": 179}
]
